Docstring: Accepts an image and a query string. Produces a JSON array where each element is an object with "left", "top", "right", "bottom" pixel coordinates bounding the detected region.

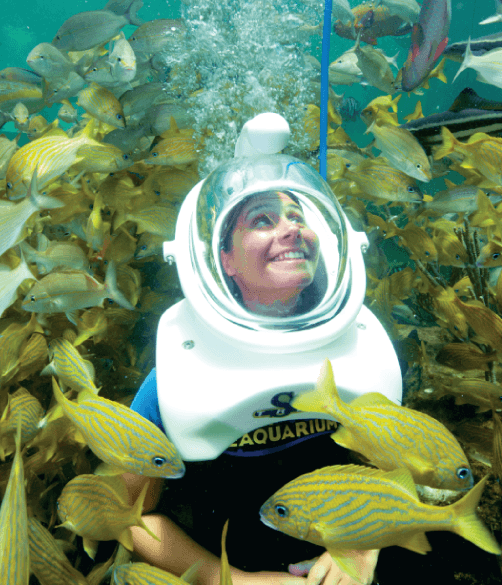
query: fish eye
[
  {"left": 493, "top": 253, "right": 500, "bottom": 260},
  {"left": 89, "top": 204, "right": 94, "bottom": 210},
  {"left": 109, "top": 173, "right": 114, "bottom": 177},
  {"left": 345, "top": 162, "right": 351, "bottom": 168},
  {"left": 123, "top": 154, "right": 129, "bottom": 160},
  {"left": 131, "top": 36, "right": 136, "bottom": 41},
  {"left": 155, "top": 190, "right": 161, "bottom": 196},
  {"left": 153, "top": 456, "right": 166, "bottom": 467},
  {"left": 6, "top": 182, "right": 12, "bottom": 189},
  {"left": 456, "top": 467, "right": 471, "bottom": 480},
  {"left": 103, "top": 260, "right": 108, "bottom": 265},
  {"left": 275, "top": 504, "right": 288, "bottom": 518},
  {"left": 116, "top": 114, "right": 123, "bottom": 120},
  {"left": 152, "top": 152, "right": 158, "bottom": 157},
  {"left": 416, "top": 164, "right": 422, "bottom": 169},
  {"left": 425, "top": 251, "right": 430, "bottom": 256},
  {"left": 141, "top": 245, "right": 147, "bottom": 250},
  {"left": 455, "top": 254, "right": 460, "bottom": 260},
  {"left": 56, "top": 35, "right": 61, "bottom": 40},
  {"left": 407, "top": 186, "right": 415, "bottom": 193},
  {"left": 30, "top": 295, "right": 36, "bottom": 302}
]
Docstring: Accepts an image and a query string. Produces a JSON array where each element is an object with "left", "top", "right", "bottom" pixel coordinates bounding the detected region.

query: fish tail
[
  {"left": 433, "top": 127, "right": 459, "bottom": 161},
  {"left": 133, "top": 480, "right": 162, "bottom": 542},
  {"left": 452, "top": 37, "right": 472, "bottom": 84},
  {"left": 292, "top": 359, "right": 347, "bottom": 420},
  {"left": 450, "top": 475, "right": 501, "bottom": 554},
  {"left": 104, "top": 261, "right": 135, "bottom": 310},
  {"left": 28, "top": 167, "right": 64, "bottom": 211},
  {"left": 125, "top": 0, "right": 144, "bottom": 26},
  {"left": 434, "top": 58, "right": 447, "bottom": 84}
]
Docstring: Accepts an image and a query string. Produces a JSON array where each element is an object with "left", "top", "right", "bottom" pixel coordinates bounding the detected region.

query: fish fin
[
  {"left": 104, "top": 261, "right": 135, "bottom": 310},
  {"left": 450, "top": 475, "right": 501, "bottom": 554},
  {"left": 65, "top": 310, "right": 79, "bottom": 326},
  {"left": 94, "top": 461, "right": 126, "bottom": 475},
  {"left": 349, "top": 392, "right": 396, "bottom": 408},
  {"left": 452, "top": 37, "right": 472, "bottom": 84},
  {"left": 219, "top": 520, "right": 231, "bottom": 585},
  {"left": 432, "top": 36, "right": 449, "bottom": 62},
  {"left": 325, "top": 548, "right": 379, "bottom": 585},
  {"left": 444, "top": 178, "right": 456, "bottom": 189},
  {"left": 28, "top": 166, "right": 64, "bottom": 211},
  {"left": 183, "top": 562, "right": 202, "bottom": 585},
  {"left": 397, "top": 531, "right": 431, "bottom": 554},
  {"left": 125, "top": 0, "right": 144, "bottom": 27},
  {"left": 76, "top": 390, "right": 95, "bottom": 404},
  {"left": 83, "top": 537, "right": 99, "bottom": 559},
  {"left": 117, "top": 528, "right": 135, "bottom": 551},
  {"left": 448, "top": 87, "right": 481, "bottom": 113},
  {"left": 410, "top": 24, "right": 424, "bottom": 61},
  {"left": 292, "top": 359, "right": 343, "bottom": 419},
  {"left": 133, "top": 480, "right": 162, "bottom": 542},
  {"left": 480, "top": 14, "right": 502, "bottom": 25},
  {"left": 40, "top": 361, "right": 56, "bottom": 376},
  {"left": 330, "top": 426, "right": 357, "bottom": 450},
  {"left": 433, "top": 126, "right": 458, "bottom": 160},
  {"left": 380, "top": 467, "right": 420, "bottom": 500}
]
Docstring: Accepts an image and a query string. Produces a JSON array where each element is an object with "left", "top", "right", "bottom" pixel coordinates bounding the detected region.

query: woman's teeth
[{"left": 272, "top": 251, "right": 306, "bottom": 261}]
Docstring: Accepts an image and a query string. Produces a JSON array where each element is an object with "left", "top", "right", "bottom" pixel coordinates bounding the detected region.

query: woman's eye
[
  {"left": 289, "top": 214, "right": 305, "bottom": 225},
  {"left": 252, "top": 214, "right": 273, "bottom": 228}
]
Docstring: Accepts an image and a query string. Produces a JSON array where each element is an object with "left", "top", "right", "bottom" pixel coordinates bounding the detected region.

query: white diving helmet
[{"left": 157, "top": 113, "right": 402, "bottom": 461}]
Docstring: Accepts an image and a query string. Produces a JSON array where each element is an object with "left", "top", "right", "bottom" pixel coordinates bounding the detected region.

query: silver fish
[{"left": 52, "top": 5, "right": 143, "bottom": 52}]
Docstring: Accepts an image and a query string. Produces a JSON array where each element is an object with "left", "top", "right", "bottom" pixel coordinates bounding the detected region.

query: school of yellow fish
[{"left": 1, "top": 0, "right": 502, "bottom": 581}]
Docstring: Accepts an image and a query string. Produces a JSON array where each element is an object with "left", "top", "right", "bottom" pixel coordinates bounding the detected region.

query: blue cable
[{"left": 319, "top": 0, "right": 332, "bottom": 180}]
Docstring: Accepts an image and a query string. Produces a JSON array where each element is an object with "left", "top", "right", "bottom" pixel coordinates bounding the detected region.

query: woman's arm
[{"left": 131, "top": 513, "right": 309, "bottom": 585}]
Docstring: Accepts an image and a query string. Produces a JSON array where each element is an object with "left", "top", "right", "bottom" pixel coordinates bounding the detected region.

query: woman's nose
[{"left": 276, "top": 217, "right": 301, "bottom": 239}]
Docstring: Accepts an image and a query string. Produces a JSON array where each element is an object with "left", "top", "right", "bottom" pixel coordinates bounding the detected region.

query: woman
[{"left": 220, "top": 191, "right": 322, "bottom": 317}]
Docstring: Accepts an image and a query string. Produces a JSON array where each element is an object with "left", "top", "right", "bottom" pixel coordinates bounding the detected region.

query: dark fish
[
  {"left": 401, "top": 88, "right": 502, "bottom": 153},
  {"left": 401, "top": 0, "right": 451, "bottom": 92},
  {"left": 339, "top": 96, "right": 361, "bottom": 122},
  {"left": 444, "top": 32, "right": 502, "bottom": 63}
]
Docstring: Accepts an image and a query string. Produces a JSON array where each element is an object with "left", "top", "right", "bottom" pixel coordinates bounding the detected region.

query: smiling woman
[{"left": 219, "top": 191, "right": 321, "bottom": 316}]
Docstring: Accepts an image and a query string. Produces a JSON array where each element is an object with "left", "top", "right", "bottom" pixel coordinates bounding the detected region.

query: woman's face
[{"left": 220, "top": 192, "right": 320, "bottom": 309}]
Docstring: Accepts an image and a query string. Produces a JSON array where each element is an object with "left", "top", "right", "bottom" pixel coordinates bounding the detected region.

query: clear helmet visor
[{"left": 191, "top": 154, "right": 349, "bottom": 332}]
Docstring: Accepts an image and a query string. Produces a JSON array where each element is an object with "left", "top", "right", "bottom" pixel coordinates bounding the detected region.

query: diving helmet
[{"left": 157, "top": 113, "right": 402, "bottom": 461}]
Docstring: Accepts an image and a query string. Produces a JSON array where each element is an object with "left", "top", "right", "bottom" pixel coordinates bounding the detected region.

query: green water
[{"left": 1, "top": 1, "right": 501, "bottom": 167}]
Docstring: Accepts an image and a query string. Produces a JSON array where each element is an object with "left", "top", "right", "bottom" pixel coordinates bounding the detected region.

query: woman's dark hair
[{"left": 219, "top": 190, "right": 325, "bottom": 315}]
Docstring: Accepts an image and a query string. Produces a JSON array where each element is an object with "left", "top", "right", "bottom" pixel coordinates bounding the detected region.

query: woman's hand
[
  {"left": 288, "top": 550, "right": 380, "bottom": 585},
  {"left": 231, "top": 569, "right": 307, "bottom": 585}
]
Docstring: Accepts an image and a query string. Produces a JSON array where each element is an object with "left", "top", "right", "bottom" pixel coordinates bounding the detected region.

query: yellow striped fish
[
  {"left": 0, "top": 418, "right": 29, "bottom": 585},
  {"left": 77, "top": 83, "right": 126, "bottom": 128},
  {"left": 14, "top": 332, "right": 48, "bottom": 383},
  {"left": 51, "top": 377, "right": 185, "bottom": 478},
  {"left": 76, "top": 143, "right": 133, "bottom": 174},
  {"left": 144, "top": 134, "right": 198, "bottom": 166},
  {"left": 5, "top": 120, "right": 95, "bottom": 199},
  {"left": 113, "top": 561, "right": 199, "bottom": 585},
  {"left": 28, "top": 516, "right": 88, "bottom": 585},
  {"left": 143, "top": 118, "right": 198, "bottom": 166},
  {"left": 0, "top": 313, "right": 41, "bottom": 384},
  {"left": 41, "top": 337, "right": 99, "bottom": 394},
  {"left": 114, "top": 204, "right": 177, "bottom": 238},
  {"left": 57, "top": 474, "right": 160, "bottom": 560},
  {"left": 293, "top": 360, "right": 473, "bottom": 490},
  {"left": 259, "top": 465, "right": 501, "bottom": 583},
  {"left": 0, "top": 387, "right": 43, "bottom": 460}
]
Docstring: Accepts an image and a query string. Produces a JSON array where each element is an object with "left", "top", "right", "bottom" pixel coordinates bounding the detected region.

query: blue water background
[{"left": 1, "top": 1, "right": 500, "bottom": 146}]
